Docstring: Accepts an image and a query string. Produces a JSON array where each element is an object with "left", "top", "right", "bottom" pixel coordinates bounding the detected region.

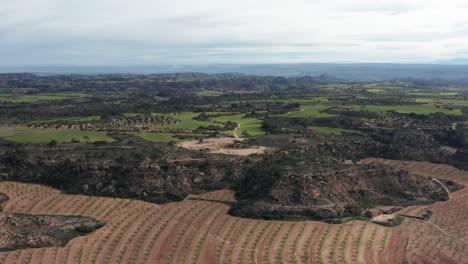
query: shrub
[
  {"left": 48, "top": 140, "right": 58, "bottom": 147},
  {"left": 92, "top": 141, "right": 108, "bottom": 145},
  {"left": 75, "top": 225, "right": 95, "bottom": 233}
]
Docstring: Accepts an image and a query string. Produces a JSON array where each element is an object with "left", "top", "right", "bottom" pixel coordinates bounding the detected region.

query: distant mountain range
[
  {"left": 1, "top": 63, "right": 468, "bottom": 81},
  {"left": 435, "top": 58, "right": 468, "bottom": 65}
]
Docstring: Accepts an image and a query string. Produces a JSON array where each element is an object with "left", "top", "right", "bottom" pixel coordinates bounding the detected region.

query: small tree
[{"left": 48, "top": 140, "right": 58, "bottom": 147}]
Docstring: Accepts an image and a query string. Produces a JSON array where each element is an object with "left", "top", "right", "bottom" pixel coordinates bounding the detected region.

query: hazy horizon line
[{"left": 1, "top": 59, "right": 468, "bottom": 68}]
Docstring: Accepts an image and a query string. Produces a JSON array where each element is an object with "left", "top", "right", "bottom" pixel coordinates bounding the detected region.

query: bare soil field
[
  {"left": 177, "top": 137, "right": 267, "bottom": 156},
  {"left": 0, "top": 159, "right": 466, "bottom": 264},
  {"left": 0, "top": 126, "right": 20, "bottom": 137}
]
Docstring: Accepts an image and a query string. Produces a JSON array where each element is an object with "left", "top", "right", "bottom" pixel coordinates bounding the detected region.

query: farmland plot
[
  {"left": 360, "top": 158, "right": 468, "bottom": 264},
  {"left": 1, "top": 159, "right": 466, "bottom": 264}
]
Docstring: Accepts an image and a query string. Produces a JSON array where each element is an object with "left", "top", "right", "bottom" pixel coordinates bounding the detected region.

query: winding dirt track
[
  {"left": 233, "top": 123, "right": 241, "bottom": 139},
  {"left": 0, "top": 159, "right": 467, "bottom": 264}
]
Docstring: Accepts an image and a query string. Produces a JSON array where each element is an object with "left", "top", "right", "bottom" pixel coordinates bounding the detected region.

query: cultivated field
[
  {"left": 222, "top": 97, "right": 330, "bottom": 104},
  {"left": 282, "top": 105, "right": 336, "bottom": 118},
  {"left": 151, "top": 112, "right": 223, "bottom": 130},
  {"left": 360, "top": 158, "right": 468, "bottom": 264},
  {"left": 0, "top": 159, "right": 466, "bottom": 264},
  {"left": 212, "top": 114, "right": 265, "bottom": 136},
  {"left": 350, "top": 105, "right": 462, "bottom": 115},
  {"left": 0, "top": 92, "right": 91, "bottom": 103},
  {"left": 2, "top": 127, "right": 115, "bottom": 143},
  {"left": 29, "top": 116, "right": 101, "bottom": 124}
]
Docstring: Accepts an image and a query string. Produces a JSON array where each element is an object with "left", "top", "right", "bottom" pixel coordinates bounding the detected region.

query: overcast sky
[{"left": 1, "top": 0, "right": 468, "bottom": 65}]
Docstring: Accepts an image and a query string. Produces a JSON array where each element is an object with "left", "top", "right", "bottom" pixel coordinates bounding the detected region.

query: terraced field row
[
  {"left": 0, "top": 159, "right": 466, "bottom": 264},
  {"left": 360, "top": 158, "right": 468, "bottom": 263}
]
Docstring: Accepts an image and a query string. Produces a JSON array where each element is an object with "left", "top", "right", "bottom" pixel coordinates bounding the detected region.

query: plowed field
[{"left": 0, "top": 159, "right": 466, "bottom": 264}]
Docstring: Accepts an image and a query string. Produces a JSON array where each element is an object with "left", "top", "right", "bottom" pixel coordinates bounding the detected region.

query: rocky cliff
[
  {"left": 0, "top": 158, "right": 250, "bottom": 203},
  {"left": 231, "top": 163, "right": 448, "bottom": 220}
]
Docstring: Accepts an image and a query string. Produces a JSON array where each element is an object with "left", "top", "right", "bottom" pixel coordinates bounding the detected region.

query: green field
[
  {"left": 29, "top": 116, "right": 101, "bottom": 124},
  {"left": 0, "top": 92, "right": 91, "bottom": 103},
  {"left": 310, "top": 126, "right": 361, "bottom": 135},
  {"left": 408, "top": 92, "right": 459, "bottom": 96},
  {"left": 282, "top": 105, "right": 336, "bottom": 118},
  {"left": 201, "top": 111, "right": 240, "bottom": 115},
  {"left": 212, "top": 114, "right": 265, "bottom": 136},
  {"left": 416, "top": 98, "right": 468, "bottom": 106},
  {"left": 151, "top": 112, "right": 222, "bottom": 130},
  {"left": 104, "top": 100, "right": 125, "bottom": 104},
  {"left": 73, "top": 116, "right": 101, "bottom": 122},
  {"left": 0, "top": 95, "right": 74, "bottom": 103},
  {"left": 223, "top": 98, "right": 330, "bottom": 105},
  {"left": 367, "top": 89, "right": 387, "bottom": 93},
  {"left": 316, "top": 84, "right": 353, "bottom": 90},
  {"left": 351, "top": 105, "right": 462, "bottom": 115},
  {"left": 439, "top": 92, "right": 459, "bottom": 96},
  {"left": 4, "top": 127, "right": 114, "bottom": 143},
  {"left": 222, "top": 96, "right": 360, "bottom": 105},
  {"left": 237, "top": 119, "right": 265, "bottom": 136},
  {"left": 50, "top": 92, "right": 91, "bottom": 97},
  {"left": 196, "top": 90, "right": 226, "bottom": 97}
]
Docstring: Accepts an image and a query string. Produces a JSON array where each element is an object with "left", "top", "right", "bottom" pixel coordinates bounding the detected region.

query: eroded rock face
[
  {"left": 0, "top": 158, "right": 249, "bottom": 203},
  {"left": 0, "top": 213, "right": 105, "bottom": 251},
  {"left": 269, "top": 164, "right": 446, "bottom": 207},
  {"left": 231, "top": 163, "right": 448, "bottom": 220}
]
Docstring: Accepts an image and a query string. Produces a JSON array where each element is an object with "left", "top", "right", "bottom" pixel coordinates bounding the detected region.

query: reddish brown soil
[
  {"left": 0, "top": 159, "right": 466, "bottom": 263},
  {"left": 177, "top": 137, "right": 267, "bottom": 156}
]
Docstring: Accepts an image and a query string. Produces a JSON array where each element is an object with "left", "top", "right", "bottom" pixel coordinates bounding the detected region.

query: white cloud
[{"left": 1, "top": 0, "right": 467, "bottom": 64}]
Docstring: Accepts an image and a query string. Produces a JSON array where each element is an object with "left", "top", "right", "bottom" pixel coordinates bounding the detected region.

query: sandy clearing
[
  {"left": 372, "top": 213, "right": 395, "bottom": 222},
  {"left": 0, "top": 126, "right": 20, "bottom": 137},
  {"left": 177, "top": 137, "right": 267, "bottom": 156}
]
